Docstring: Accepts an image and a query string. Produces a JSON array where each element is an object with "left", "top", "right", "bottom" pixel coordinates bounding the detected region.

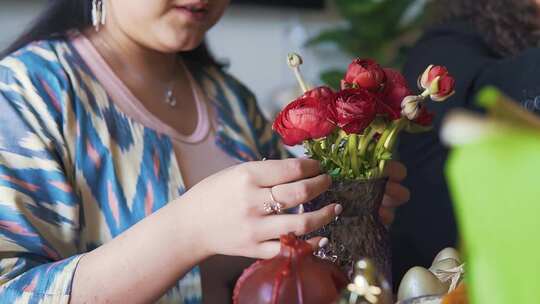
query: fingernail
[
  {"left": 334, "top": 204, "right": 343, "bottom": 216},
  {"left": 318, "top": 237, "right": 329, "bottom": 248}
]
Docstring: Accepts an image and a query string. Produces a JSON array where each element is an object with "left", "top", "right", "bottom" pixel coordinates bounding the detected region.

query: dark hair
[
  {"left": 437, "top": 0, "right": 540, "bottom": 57},
  {"left": 1, "top": 0, "right": 222, "bottom": 69}
]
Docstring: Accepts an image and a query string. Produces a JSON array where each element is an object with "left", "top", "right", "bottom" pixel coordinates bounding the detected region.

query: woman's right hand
[{"left": 180, "top": 158, "right": 342, "bottom": 259}]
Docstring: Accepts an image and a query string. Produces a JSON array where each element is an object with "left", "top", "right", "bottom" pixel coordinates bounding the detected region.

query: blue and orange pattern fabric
[{"left": 0, "top": 37, "right": 287, "bottom": 303}]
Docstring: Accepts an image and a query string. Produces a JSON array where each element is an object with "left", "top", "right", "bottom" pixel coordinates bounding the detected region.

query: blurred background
[{"left": 0, "top": 0, "right": 430, "bottom": 119}]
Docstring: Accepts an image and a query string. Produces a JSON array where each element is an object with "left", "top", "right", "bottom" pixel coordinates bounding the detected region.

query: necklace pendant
[{"left": 165, "top": 89, "right": 177, "bottom": 107}]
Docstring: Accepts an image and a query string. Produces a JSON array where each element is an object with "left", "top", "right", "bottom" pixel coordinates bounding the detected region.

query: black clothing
[{"left": 392, "top": 20, "right": 540, "bottom": 286}]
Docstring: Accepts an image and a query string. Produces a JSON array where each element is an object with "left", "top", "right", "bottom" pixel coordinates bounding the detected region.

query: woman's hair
[
  {"left": 0, "top": 0, "right": 222, "bottom": 68},
  {"left": 438, "top": 0, "right": 540, "bottom": 57}
]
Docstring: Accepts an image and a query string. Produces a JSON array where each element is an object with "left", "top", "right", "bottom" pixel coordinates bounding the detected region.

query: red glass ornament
[{"left": 233, "top": 233, "right": 348, "bottom": 304}]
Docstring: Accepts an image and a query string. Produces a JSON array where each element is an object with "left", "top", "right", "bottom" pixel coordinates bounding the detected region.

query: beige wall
[{"left": 0, "top": 0, "right": 45, "bottom": 48}]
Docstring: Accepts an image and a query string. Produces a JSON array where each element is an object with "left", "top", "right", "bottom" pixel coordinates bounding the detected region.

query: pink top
[{"left": 71, "top": 33, "right": 239, "bottom": 188}]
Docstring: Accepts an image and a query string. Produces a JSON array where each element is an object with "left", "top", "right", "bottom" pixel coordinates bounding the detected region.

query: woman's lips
[{"left": 173, "top": 5, "right": 209, "bottom": 22}]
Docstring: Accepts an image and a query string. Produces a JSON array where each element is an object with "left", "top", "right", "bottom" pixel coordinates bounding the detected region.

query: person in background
[
  {"left": 0, "top": 0, "right": 409, "bottom": 303},
  {"left": 393, "top": 0, "right": 540, "bottom": 284}
]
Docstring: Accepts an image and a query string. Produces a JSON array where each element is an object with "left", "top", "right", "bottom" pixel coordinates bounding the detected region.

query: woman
[
  {"left": 0, "top": 0, "right": 409, "bottom": 303},
  {"left": 394, "top": 0, "right": 540, "bottom": 283}
]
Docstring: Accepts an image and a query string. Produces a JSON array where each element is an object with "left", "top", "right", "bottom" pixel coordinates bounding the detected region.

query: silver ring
[{"left": 263, "top": 188, "right": 284, "bottom": 215}]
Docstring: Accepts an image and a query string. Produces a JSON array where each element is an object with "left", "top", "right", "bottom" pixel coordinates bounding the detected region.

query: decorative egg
[
  {"left": 432, "top": 248, "right": 461, "bottom": 265},
  {"left": 429, "top": 258, "right": 460, "bottom": 291},
  {"left": 233, "top": 233, "right": 348, "bottom": 304},
  {"left": 397, "top": 267, "right": 448, "bottom": 301},
  {"left": 429, "top": 258, "right": 460, "bottom": 273}
]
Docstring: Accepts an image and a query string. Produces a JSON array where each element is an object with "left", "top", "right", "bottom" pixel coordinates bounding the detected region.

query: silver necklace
[
  {"left": 94, "top": 35, "right": 180, "bottom": 108},
  {"left": 165, "top": 85, "right": 177, "bottom": 107}
]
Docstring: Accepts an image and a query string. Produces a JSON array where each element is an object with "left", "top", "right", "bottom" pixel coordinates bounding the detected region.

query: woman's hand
[
  {"left": 380, "top": 160, "right": 410, "bottom": 225},
  {"left": 182, "top": 158, "right": 342, "bottom": 259}
]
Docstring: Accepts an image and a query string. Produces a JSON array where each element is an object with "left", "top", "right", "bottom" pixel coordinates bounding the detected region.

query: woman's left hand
[{"left": 380, "top": 160, "right": 410, "bottom": 225}]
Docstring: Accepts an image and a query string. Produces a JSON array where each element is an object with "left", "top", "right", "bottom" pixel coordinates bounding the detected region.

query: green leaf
[
  {"left": 329, "top": 167, "right": 342, "bottom": 178},
  {"left": 308, "top": 0, "right": 428, "bottom": 71},
  {"left": 335, "top": 0, "right": 386, "bottom": 17},
  {"left": 320, "top": 70, "right": 345, "bottom": 90},
  {"left": 380, "top": 151, "right": 393, "bottom": 160},
  {"left": 306, "top": 28, "right": 354, "bottom": 51}
]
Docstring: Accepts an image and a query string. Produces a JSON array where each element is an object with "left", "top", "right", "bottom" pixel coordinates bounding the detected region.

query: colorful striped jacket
[{"left": 0, "top": 37, "right": 286, "bottom": 303}]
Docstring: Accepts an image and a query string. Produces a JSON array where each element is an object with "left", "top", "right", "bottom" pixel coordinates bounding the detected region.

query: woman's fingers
[
  {"left": 256, "top": 203, "right": 341, "bottom": 240},
  {"left": 383, "top": 181, "right": 410, "bottom": 208},
  {"left": 385, "top": 160, "right": 407, "bottom": 182},
  {"left": 379, "top": 162, "right": 409, "bottom": 225},
  {"left": 264, "top": 174, "right": 331, "bottom": 212},
  {"left": 379, "top": 207, "right": 396, "bottom": 226},
  {"left": 305, "top": 236, "right": 329, "bottom": 251},
  {"left": 241, "top": 158, "right": 322, "bottom": 187},
  {"left": 251, "top": 241, "right": 281, "bottom": 259}
]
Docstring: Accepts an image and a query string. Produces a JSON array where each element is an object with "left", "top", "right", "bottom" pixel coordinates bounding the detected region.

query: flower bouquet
[{"left": 272, "top": 54, "right": 455, "bottom": 280}]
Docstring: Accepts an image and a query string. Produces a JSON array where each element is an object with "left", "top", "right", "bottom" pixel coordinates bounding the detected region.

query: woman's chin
[{"left": 158, "top": 36, "right": 204, "bottom": 53}]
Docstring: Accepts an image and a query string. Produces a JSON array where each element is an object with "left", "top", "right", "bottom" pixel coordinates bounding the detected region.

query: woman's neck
[
  {"left": 82, "top": 24, "right": 202, "bottom": 138},
  {"left": 85, "top": 26, "right": 179, "bottom": 84}
]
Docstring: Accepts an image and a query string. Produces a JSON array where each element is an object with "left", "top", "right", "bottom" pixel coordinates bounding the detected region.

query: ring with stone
[{"left": 263, "top": 187, "right": 284, "bottom": 215}]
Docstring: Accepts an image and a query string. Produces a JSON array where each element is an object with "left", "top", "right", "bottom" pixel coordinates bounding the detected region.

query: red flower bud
[
  {"left": 419, "top": 65, "right": 455, "bottom": 101},
  {"left": 432, "top": 74, "right": 455, "bottom": 101},
  {"left": 342, "top": 58, "right": 386, "bottom": 92},
  {"left": 378, "top": 68, "right": 413, "bottom": 120},
  {"left": 429, "top": 66, "right": 448, "bottom": 86},
  {"left": 330, "top": 88, "right": 377, "bottom": 134},
  {"left": 273, "top": 87, "right": 336, "bottom": 146}
]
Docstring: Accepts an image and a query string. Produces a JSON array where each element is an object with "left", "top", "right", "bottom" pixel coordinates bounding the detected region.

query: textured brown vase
[{"left": 304, "top": 177, "right": 391, "bottom": 282}]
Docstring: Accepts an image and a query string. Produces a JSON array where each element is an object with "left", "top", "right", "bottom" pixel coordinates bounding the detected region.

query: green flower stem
[
  {"left": 359, "top": 127, "right": 377, "bottom": 160},
  {"left": 334, "top": 131, "right": 344, "bottom": 147},
  {"left": 332, "top": 130, "right": 347, "bottom": 165},
  {"left": 332, "top": 131, "right": 344, "bottom": 154},
  {"left": 320, "top": 138, "right": 327, "bottom": 151},
  {"left": 373, "top": 123, "right": 393, "bottom": 163},
  {"left": 313, "top": 140, "right": 326, "bottom": 159},
  {"left": 348, "top": 134, "right": 360, "bottom": 176},
  {"left": 384, "top": 119, "right": 406, "bottom": 151},
  {"left": 376, "top": 118, "right": 407, "bottom": 173}
]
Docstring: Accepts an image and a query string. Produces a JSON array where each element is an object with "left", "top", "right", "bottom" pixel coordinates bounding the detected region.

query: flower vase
[{"left": 304, "top": 177, "right": 391, "bottom": 282}]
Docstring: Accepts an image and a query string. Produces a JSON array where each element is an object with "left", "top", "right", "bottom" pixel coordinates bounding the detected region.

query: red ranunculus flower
[
  {"left": 302, "top": 85, "right": 335, "bottom": 101},
  {"left": 414, "top": 106, "right": 434, "bottom": 126},
  {"left": 432, "top": 74, "right": 455, "bottom": 101},
  {"left": 419, "top": 65, "right": 455, "bottom": 101},
  {"left": 330, "top": 88, "right": 377, "bottom": 134},
  {"left": 378, "top": 68, "right": 413, "bottom": 120},
  {"left": 342, "top": 59, "right": 386, "bottom": 92},
  {"left": 419, "top": 65, "right": 448, "bottom": 88},
  {"left": 273, "top": 87, "right": 336, "bottom": 146}
]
